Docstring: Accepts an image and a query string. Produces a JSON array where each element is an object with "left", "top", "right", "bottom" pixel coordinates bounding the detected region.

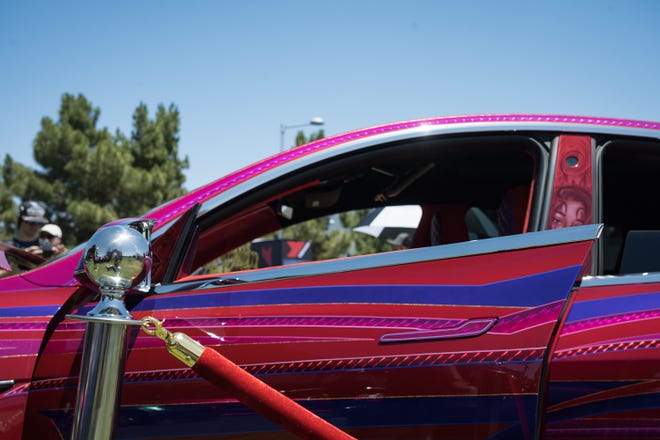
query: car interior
[
  {"left": 599, "top": 139, "right": 660, "bottom": 275},
  {"left": 166, "top": 133, "right": 546, "bottom": 279}
]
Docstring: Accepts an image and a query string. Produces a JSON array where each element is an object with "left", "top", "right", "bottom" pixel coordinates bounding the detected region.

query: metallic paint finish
[
  {"left": 143, "top": 266, "right": 583, "bottom": 311},
  {"left": 0, "top": 305, "right": 62, "bottom": 317},
  {"left": 563, "top": 291, "right": 660, "bottom": 323},
  {"left": 17, "top": 233, "right": 593, "bottom": 438},
  {"left": 582, "top": 272, "right": 660, "bottom": 286},
  {"left": 546, "top": 277, "right": 660, "bottom": 439},
  {"left": 561, "top": 308, "right": 660, "bottom": 334}
]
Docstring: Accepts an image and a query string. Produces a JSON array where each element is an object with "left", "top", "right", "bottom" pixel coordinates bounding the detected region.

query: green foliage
[
  {"left": 0, "top": 179, "right": 16, "bottom": 235},
  {"left": 1, "top": 93, "right": 189, "bottom": 245},
  {"left": 295, "top": 129, "right": 324, "bottom": 146},
  {"left": 204, "top": 243, "right": 260, "bottom": 274},
  {"left": 277, "top": 208, "right": 391, "bottom": 262}
]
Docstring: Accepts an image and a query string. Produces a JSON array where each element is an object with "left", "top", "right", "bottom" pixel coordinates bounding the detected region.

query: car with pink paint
[{"left": 1, "top": 115, "right": 658, "bottom": 439}]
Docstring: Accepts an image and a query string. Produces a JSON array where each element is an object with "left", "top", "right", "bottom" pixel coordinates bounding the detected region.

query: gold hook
[
  {"left": 140, "top": 315, "right": 204, "bottom": 367},
  {"left": 141, "top": 316, "right": 171, "bottom": 343}
]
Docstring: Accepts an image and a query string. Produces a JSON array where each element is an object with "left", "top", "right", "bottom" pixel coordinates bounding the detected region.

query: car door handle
[{"left": 379, "top": 318, "right": 497, "bottom": 343}]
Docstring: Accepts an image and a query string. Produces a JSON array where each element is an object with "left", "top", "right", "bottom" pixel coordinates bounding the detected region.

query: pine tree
[{"left": 1, "top": 93, "right": 189, "bottom": 244}]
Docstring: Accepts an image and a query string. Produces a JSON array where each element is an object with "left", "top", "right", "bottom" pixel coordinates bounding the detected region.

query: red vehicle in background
[{"left": 0, "top": 115, "right": 658, "bottom": 439}]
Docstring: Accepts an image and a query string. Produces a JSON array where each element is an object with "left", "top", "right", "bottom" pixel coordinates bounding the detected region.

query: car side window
[
  {"left": 185, "top": 135, "right": 543, "bottom": 279},
  {"left": 599, "top": 139, "right": 660, "bottom": 275},
  {"left": 200, "top": 204, "right": 507, "bottom": 274},
  {"left": 202, "top": 209, "right": 393, "bottom": 273}
]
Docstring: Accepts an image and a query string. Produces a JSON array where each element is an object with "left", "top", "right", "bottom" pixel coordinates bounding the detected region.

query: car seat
[
  {"left": 412, "top": 204, "right": 470, "bottom": 247},
  {"left": 497, "top": 185, "right": 532, "bottom": 236}
]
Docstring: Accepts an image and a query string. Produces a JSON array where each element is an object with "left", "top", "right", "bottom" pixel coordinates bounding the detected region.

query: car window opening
[
  {"left": 179, "top": 135, "right": 542, "bottom": 279},
  {"left": 600, "top": 140, "right": 660, "bottom": 275}
]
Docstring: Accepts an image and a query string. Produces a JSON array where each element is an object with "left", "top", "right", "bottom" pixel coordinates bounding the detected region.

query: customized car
[{"left": 1, "top": 115, "right": 659, "bottom": 439}]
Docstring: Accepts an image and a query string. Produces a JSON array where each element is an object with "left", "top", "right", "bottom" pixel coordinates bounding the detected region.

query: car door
[
  {"left": 114, "top": 224, "right": 597, "bottom": 440},
  {"left": 544, "top": 136, "right": 660, "bottom": 439}
]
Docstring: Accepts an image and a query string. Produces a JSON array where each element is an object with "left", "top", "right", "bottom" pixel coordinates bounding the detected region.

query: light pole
[
  {"left": 279, "top": 116, "right": 324, "bottom": 152},
  {"left": 277, "top": 117, "right": 324, "bottom": 243}
]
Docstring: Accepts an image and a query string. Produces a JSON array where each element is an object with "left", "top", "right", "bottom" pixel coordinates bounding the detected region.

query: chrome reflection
[
  {"left": 582, "top": 272, "right": 660, "bottom": 287},
  {"left": 83, "top": 225, "right": 151, "bottom": 294}
]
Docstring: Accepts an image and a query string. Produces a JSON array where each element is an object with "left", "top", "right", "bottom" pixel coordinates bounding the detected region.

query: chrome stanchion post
[{"left": 67, "top": 223, "right": 152, "bottom": 440}]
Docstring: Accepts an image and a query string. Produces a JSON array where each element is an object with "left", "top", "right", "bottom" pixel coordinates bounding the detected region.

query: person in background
[
  {"left": 8, "top": 201, "right": 49, "bottom": 255},
  {"left": 40, "top": 223, "right": 67, "bottom": 258}
]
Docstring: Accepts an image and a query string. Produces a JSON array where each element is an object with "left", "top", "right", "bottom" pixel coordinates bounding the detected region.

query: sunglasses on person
[{"left": 25, "top": 220, "right": 45, "bottom": 226}]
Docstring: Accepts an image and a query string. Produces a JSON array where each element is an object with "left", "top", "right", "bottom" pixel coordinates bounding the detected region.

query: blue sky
[{"left": 2, "top": 1, "right": 660, "bottom": 190}]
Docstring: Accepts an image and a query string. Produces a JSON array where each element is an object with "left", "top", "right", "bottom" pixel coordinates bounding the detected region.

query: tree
[
  {"left": 0, "top": 180, "right": 16, "bottom": 235},
  {"left": 295, "top": 129, "right": 324, "bottom": 146},
  {"left": 1, "top": 93, "right": 189, "bottom": 245}
]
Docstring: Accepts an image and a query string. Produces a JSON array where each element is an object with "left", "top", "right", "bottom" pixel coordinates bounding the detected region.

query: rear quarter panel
[{"left": 545, "top": 277, "right": 660, "bottom": 438}]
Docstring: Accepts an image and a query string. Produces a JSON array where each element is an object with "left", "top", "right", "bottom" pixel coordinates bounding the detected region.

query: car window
[
  {"left": 197, "top": 204, "right": 505, "bottom": 274},
  {"left": 200, "top": 209, "right": 392, "bottom": 274},
  {"left": 599, "top": 139, "right": 660, "bottom": 275},
  {"left": 181, "top": 134, "right": 544, "bottom": 279}
]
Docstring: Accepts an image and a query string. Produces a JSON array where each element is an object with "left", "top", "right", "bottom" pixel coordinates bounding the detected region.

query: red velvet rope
[{"left": 193, "top": 347, "right": 357, "bottom": 440}]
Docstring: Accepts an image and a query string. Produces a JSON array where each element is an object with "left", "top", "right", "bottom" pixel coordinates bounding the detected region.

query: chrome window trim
[
  {"left": 581, "top": 272, "right": 660, "bottom": 287},
  {"left": 0, "top": 380, "right": 14, "bottom": 393},
  {"left": 594, "top": 140, "right": 608, "bottom": 274}
]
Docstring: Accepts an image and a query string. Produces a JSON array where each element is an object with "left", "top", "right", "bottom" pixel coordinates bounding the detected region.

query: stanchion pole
[
  {"left": 69, "top": 298, "right": 143, "bottom": 439},
  {"left": 67, "top": 224, "right": 152, "bottom": 440}
]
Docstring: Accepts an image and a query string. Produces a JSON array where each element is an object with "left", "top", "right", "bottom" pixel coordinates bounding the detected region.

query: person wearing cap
[
  {"left": 40, "top": 223, "right": 67, "bottom": 258},
  {"left": 7, "top": 201, "right": 50, "bottom": 254}
]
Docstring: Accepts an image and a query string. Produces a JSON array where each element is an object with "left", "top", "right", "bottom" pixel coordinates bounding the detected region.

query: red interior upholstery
[
  {"left": 497, "top": 185, "right": 532, "bottom": 236},
  {"left": 412, "top": 204, "right": 470, "bottom": 247},
  {"left": 412, "top": 185, "right": 532, "bottom": 248}
]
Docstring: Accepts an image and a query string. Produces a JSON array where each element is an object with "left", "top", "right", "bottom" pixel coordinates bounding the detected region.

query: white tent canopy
[{"left": 353, "top": 205, "right": 422, "bottom": 240}]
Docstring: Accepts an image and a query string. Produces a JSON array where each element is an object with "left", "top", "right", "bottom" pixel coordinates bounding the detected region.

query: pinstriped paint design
[
  {"left": 24, "top": 346, "right": 546, "bottom": 395},
  {"left": 546, "top": 280, "right": 660, "bottom": 438},
  {"left": 133, "top": 265, "right": 584, "bottom": 312},
  {"left": 554, "top": 339, "right": 659, "bottom": 359},
  {"left": 562, "top": 309, "right": 660, "bottom": 333},
  {"left": 564, "top": 291, "right": 660, "bottom": 323},
  {"left": 555, "top": 290, "right": 659, "bottom": 358},
  {"left": 20, "top": 300, "right": 565, "bottom": 399}
]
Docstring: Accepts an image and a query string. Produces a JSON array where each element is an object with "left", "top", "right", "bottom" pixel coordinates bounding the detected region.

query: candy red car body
[{"left": 1, "top": 115, "right": 659, "bottom": 439}]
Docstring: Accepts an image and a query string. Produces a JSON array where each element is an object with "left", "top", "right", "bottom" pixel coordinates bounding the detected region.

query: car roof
[{"left": 146, "top": 114, "right": 660, "bottom": 232}]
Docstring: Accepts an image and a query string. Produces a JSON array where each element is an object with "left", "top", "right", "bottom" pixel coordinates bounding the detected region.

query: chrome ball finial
[{"left": 83, "top": 225, "right": 151, "bottom": 294}]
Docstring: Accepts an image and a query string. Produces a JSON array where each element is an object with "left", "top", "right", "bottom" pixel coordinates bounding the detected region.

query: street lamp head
[{"left": 280, "top": 117, "right": 325, "bottom": 152}]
